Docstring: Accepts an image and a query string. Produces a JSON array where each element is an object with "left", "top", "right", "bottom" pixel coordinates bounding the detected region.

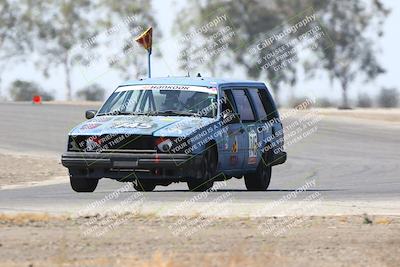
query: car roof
[{"left": 119, "top": 76, "right": 266, "bottom": 88}]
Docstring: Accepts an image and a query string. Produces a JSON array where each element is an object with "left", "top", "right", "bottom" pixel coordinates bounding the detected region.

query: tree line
[{"left": 0, "top": 0, "right": 395, "bottom": 107}]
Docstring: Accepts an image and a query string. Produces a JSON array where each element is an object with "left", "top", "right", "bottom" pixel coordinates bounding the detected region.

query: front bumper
[{"left": 61, "top": 151, "right": 201, "bottom": 181}]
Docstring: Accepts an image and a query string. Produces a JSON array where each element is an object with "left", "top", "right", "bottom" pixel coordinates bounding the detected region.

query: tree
[
  {"left": 174, "top": 0, "right": 389, "bottom": 106},
  {"left": 378, "top": 88, "right": 399, "bottom": 108},
  {"left": 9, "top": 80, "right": 54, "bottom": 101},
  {"left": 33, "top": 0, "right": 99, "bottom": 101},
  {"left": 97, "top": 0, "right": 161, "bottom": 80},
  {"left": 0, "top": 0, "right": 35, "bottom": 98},
  {"left": 76, "top": 84, "right": 105, "bottom": 101},
  {"left": 174, "top": 0, "right": 304, "bottom": 101},
  {"left": 357, "top": 93, "right": 373, "bottom": 108},
  {"left": 32, "top": 0, "right": 160, "bottom": 101},
  {"left": 303, "top": 0, "right": 389, "bottom": 108}
]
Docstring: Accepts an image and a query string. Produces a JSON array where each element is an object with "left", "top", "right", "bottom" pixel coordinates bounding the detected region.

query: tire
[
  {"left": 133, "top": 180, "right": 156, "bottom": 192},
  {"left": 244, "top": 153, "right": 272, "bottom": 191},
  {"left": 187, "top": 148, "right": 216, "bottom": 192},
  {"left": 70, "top": 176, "right": 98, "bottom": 192}
]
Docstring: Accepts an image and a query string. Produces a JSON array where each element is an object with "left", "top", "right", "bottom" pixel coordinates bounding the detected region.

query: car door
[
  {"left": 247, "top": 87, "right": 272, "bottom": 168},
  {"left": 219, "top": 89, "right": 246, "bottom": 171},
  {"left": 231, "top": 89, "right": 259, "bottom": 171},
  {"left": 257, "top": 87, "right": 284, "bottom": 160}
]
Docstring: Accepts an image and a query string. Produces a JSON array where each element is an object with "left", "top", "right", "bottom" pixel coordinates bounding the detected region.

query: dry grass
[
  {"left": 0, "top": 213, "right": 66, "bottom": 224},
  {"left": 6, "top": 251, "right": 286, "bottom": 267}
]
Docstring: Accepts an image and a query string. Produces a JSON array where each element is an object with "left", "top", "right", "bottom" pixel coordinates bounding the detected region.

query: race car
[{"left": 61, "top": 77, "right": 287, "bottom": 192}]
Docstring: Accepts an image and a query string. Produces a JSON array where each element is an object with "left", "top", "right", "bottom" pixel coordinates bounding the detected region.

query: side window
[
  {"left": 248, "top": 89, "right": 268, "bottom": 121},
  {"left": 258, "top": 88, "right": 278, "bottom": 120},
  {"left": 221, "top": 90, "right": 236, "bottom": 114},
  {"left": 232, "top": 89, "right": 255, "bottom": 121}
]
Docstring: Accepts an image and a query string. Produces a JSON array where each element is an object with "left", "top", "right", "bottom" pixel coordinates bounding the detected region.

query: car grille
[{"left": 68, "top": 134, "right": 158, "bottom": 152}]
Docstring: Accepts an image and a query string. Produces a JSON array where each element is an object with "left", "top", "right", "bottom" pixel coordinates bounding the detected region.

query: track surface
[{"left": 0, "top": 102, "right": 399, "bottom": 214}]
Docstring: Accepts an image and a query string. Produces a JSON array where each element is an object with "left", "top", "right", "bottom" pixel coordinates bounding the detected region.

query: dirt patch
[
  {"left": 0, "top": 153, "right": 67, "bottom": 188},
  {"left": 0, "top": 213, "right": 399, "bottom": 267}
]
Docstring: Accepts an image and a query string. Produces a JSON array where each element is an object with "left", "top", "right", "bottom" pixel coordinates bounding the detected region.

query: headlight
[{"left": 156, "top": 138, "right": 173, "bottom": 152}]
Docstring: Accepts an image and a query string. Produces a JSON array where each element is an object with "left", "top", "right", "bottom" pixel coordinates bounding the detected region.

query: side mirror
[{"left": 85, "top": 110, "right": 97, "bottom": 120}]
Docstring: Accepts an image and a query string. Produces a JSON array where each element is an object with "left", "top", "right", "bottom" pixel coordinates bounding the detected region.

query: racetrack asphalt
[{"left": 0, "top": 102, "right": 399, "bottom": 216}]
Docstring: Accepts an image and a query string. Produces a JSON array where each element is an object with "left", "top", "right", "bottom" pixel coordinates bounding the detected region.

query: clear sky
[{"left": 2, "top": 0, "right": 399, "bottom": 104}]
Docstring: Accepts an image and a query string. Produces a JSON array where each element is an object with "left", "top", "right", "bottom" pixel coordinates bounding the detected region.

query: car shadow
[{"left": 148, "top": 188, "right": 343, "bottom": 193}]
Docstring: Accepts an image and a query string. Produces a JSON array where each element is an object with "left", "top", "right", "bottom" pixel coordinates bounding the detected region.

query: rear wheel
[
  {"left": 133, "top": 180, "right": 156, "bottom": 192},
  {"left": 244, "top": 153, "right": 272, "bottom": 191},
  {"left": 70, "top": 176, "right": 98, "bottom": 192},
  {"left": 187, "top": 148, "right": 216, "bottom": 192}
]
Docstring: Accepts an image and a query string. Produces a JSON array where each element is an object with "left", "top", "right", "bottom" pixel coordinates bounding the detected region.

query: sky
[{"left": 2, "top": 0, "right": 399, "bottom": 104}]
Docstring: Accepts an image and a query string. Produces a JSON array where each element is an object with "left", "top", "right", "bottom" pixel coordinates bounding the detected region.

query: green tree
[
  {"left": 302, "top": 0, "right": 389, "bottom": 108},
  {"left": 378, "top": 88, "right": 399, "bottom": 108},
  {"left": 9, "top": 80, "right": 54, "bottom": 101},
  {"left": 98, "top": 0, "right": 161, "bottom": 80},
  {"left": 76, "top": 84, "right": 105, "bottom": 101},
  {"left": 0, "top": 0, "right": 35, "bottom": 98},
  {"left": 174, "top": 0, "right": 301, "bottom": 102},
  {"left": 174, "top": 0, "right": 389, "bottom": 106},
  {"left": 33, "top": 0, "right": 99, "bottom": 101}
]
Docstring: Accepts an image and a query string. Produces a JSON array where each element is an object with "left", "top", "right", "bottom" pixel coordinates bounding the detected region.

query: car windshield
[{"left": 98, "top": 85, "right": 218, "bottom": 117}]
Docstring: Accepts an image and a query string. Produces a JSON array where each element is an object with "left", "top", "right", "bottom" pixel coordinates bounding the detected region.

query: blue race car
[{"left": 61, "top": 77, "right": 286, "bottom": 192}]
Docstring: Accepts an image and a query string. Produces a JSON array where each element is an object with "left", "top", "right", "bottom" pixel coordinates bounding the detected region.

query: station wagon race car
[{"left": 61, "top": 77, "right": 287, "bottom": 192}]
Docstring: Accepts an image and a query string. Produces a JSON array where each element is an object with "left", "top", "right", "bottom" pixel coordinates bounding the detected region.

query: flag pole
[
  {"left": 148, "top": 48, "right": 152, "bottom": 78},
  {"left": 135, "top": 27, "right": 153, "bottom": 79}
]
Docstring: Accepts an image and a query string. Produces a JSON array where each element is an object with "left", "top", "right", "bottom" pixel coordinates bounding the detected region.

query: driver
[{"left": 161, "top": 90, "right": 185, "bottom": 111}]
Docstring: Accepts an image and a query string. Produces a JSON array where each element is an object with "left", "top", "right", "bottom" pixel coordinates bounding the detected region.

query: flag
[{"left": 135, "top": 27, "right": 153, "bottom": 52}]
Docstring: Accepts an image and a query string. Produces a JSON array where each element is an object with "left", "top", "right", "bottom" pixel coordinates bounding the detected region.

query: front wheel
[
  {"left": 133, "top": 180, "right": 156, "bottom": 192},
  {"left": 70, "top": 176, "right": 99, "bottom": 192},
  {"left": 187, "top": 149, "right": 216, "bottom": 192},
  {"left": 244, "top": 154, "right": 272, "bottom": 191}
]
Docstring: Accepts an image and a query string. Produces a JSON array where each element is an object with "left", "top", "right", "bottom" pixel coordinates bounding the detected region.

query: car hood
[{"left": 69, "top": 115, "right": 216, "bottom": 137}]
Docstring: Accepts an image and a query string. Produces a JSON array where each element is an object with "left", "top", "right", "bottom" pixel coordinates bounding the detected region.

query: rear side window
[
  {"left": 232, "top": 89, "right": 255, "bottom": 121},
  {"left": 258, "top": 88, "right": 278, "bottom": 120},
  {"left": 248, "top": 89, "right": 268, "bottom": 120}
]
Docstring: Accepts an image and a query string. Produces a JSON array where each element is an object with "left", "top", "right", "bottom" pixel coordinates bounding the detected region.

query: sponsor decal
[
  {"left": 223, "top": 135, "right": 229, "bottom": 150},
  {"left": 248, "top": 130, "right": 257, "bottom": 164},
  {"left": 115, "top": 84, "right": 218, "bottom": 95},
  {"left": 165, "top": 122, "right": 193, "bottom": 134},
  {"left": 160, "top": 117, "right": 176, "bottom": 122},
  {"left": 229, "top": 155, "right": 239, "bottom": 166},
  {"left": 80, "top": 123, "right": 102, "bottom": 130},
  {"left": 113, "top": 121, "right": 154, "bottom": 129},
  {"left": 91, "top": 117, "right": 113, "bottom": 122},
  {"left": 231, "top": 136, "right": 238, "bottom": 153}
]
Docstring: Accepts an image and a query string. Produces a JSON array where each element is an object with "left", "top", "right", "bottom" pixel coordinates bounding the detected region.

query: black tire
[
  {"left": 244, "top": 153, "right": 272, "bottom": 191},
  {"left": 187, "top": 148, "right": 216, "bottom": 192},
  {"left": 70, "top": 176, "right": 98, "bottom": 192},
  {"left": 133, "top": 180, "right": 156, "bottom": 192}
]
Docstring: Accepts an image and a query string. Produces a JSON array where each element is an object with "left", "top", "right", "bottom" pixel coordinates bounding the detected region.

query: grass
[
  {"left": 0, "top": 213, "right": 66, "bottom": 224},
  {"left": 363, "top": 213, "right": 373, "bottom": 224}
]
